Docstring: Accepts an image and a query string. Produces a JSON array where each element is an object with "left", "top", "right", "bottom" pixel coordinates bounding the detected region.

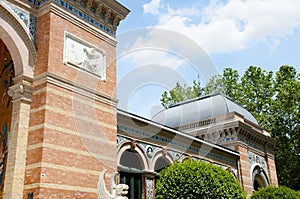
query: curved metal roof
[{"left": 152, "top": 93, "right": 258, "bottom": 127}]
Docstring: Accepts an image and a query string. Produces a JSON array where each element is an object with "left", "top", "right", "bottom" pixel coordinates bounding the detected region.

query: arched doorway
[
  {"left": 154, "top": 156, "right": 170, "bottom": 173},
  {"left": 0, "top": 39, "right": 14, "bottom": 195},
  {"left": 252, "top": 166, "right": 269, "bottom": 191},
  {"left": 0, "top": 3, "right": 36, "bottom": 198},
  {"left": 119, "top": 149, "right": 143, "bottom": 199}
]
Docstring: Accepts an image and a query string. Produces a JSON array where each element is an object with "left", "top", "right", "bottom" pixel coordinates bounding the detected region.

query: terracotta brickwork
[
  {"left": 22, "top": 7, "right": 120, "bottom": 198},
  {"left": 266, "top": 155, "right": 278, "bottom": 186},
  {"left": 235, "top": 145, "right": 252, "bottom": 195}
]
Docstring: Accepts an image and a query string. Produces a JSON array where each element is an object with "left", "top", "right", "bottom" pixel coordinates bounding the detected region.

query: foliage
[
  {"left": 250, "top": 186, "right": 300, "bottom": 199},
  {"left": 160, "top": 81, "right": 200, "bottom": 108},
  {"left": 155, "top": 159, "right": 246, "bottom": 199},
  {"left": 269, "top": 66, "right": 300, "bottom": 190},
  {"left": 160, "top": 65, "right": 300, "bottom": 190}
]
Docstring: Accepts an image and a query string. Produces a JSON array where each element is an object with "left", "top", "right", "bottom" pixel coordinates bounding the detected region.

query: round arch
[
  {"left": 150, "top": 150, "right": 173, "bottom": 172},
  {"left": 251, "top": 164, "right": 269, "bottom": 191},
  {"left": 117, "top": 141, "right": 149, "bottom": 171},
  {"left": 0, "top": 2, "right": 36, "bottom": 78}
]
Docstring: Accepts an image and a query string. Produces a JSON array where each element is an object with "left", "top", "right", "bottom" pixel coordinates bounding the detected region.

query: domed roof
[{"left": 152, "top": 93, "right": 258, "bottom": 127}]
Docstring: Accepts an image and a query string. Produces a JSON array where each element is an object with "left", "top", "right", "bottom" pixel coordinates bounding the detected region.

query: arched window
[
  {"left": 119, "top": 149, "right": 143, "bottom": 199},
  {"left": 252, "top": 166, "right": 269, "bottom": 191},
  {"left": 154, "top": 157, "right": 170, "bottom": 173}
]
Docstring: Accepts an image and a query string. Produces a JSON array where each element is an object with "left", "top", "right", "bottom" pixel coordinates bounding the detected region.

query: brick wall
[
  {"left": 235, "top": 145, "right": 253, "bottom": 195},
  {"left": 24, "top": 10, "right": 118, "bottom": 198}
]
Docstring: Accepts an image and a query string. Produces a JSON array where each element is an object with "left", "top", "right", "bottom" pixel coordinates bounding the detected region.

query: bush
[
  {"left": 155, "top": 159, "right": 246, "bottom": 199},
  {"left": 250, "top": 186, "right": 300, "bottom": 199}
]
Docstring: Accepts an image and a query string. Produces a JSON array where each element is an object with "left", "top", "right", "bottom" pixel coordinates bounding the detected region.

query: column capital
[{"left": 8, "top": 77, "right": 34, "bottom": 103}]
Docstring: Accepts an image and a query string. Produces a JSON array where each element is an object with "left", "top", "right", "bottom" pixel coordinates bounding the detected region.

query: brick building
[{"left": 0, "top": 0, "right": 277, "bottom": 198}]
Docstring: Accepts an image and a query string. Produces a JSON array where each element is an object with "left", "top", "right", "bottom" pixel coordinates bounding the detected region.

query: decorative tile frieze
[
  {"left": 117, "top": 124, "right": 237, "bottom": 165},
  {"left": 29, "top": 14, "right": 37, "bottom": 44},
  {"left": 54, "top": 0, "right": 115, "bottom": 35},
  {"left": 117, "top": 136, "right": 127, "bottom": 147},
  {"left": 145, "top": 145, "right": 156, "bottom": 159},
  {"left": 22, "top": 0, "right": 128, "bottom": 36},
  {"left": 146, "top": 178, "right": 154, "bottom": 199},
  {"left": 3, "top": 1, "right": 37, "bottom": 43},
  {"left": 248, "top": 151, "right": 267, "bottom": 171},
  {"left": 167, "top": 151, "right": 183, "bottom": 162}
]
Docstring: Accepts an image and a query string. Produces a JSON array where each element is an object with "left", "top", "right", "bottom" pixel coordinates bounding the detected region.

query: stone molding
[
  {"left": 34, "top": 2, "right": 117, "bottom": 46},
  {"left": 33, "top": 72, "right": 118, "bottom": 107},
  {"left": 190, "top": 118, "right": 276, "bottom": 154},
  {"left": 8, "top": 76, "right": 34, "bottom": 103},
  {"left": 8, "top": 0, "right": 130, "bottom": 37}
]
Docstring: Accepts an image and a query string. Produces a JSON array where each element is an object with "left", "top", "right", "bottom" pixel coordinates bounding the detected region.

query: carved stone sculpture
[
  {"left": 98, "top": 169, "right": 129, "bottom": 199},
  {"left": 82, "top": 47, "right": 102, "bottom": 75}
]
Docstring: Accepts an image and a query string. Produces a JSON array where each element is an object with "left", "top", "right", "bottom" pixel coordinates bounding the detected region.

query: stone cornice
[
  {"left": 48, "top": 2, "right": 117, "bottom": 46},
  {"left": 8, "top": 0, "right": 130, "bottom": 36},
  {"left": 101, "top": 0, "right": 130, "bottom": 18},
  {"left": 238, "top": 122, "right": 276, "bottom": 145},
  {"left": 33, "top": 72, "right": 118, "bottom": 107}
]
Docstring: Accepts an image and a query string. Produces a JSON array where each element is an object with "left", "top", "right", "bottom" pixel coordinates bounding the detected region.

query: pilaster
[
  {"left": 235, "top": 144, "right": 252, "bottom": 195},
  {"left": 3, "top": 76, "right": 33, "bottom": 199},
  {"left": 266, "top": 154, "right": 278, "bottom": 186}
]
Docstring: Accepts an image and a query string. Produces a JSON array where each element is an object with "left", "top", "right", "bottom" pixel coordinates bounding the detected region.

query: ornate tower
[{"left": 0, "top": 0, "right": 129, "bottom": 198}]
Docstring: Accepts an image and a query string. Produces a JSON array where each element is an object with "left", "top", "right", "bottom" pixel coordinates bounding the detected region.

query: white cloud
[
  {"left": 143, "top": 0, "right": 162, "bottom": 15},
  {"left": 123, "top": 49, "right": 185, "bottom": 70},
  {"left": 146, "top": 0, "right": 300, "bottom": 54}
]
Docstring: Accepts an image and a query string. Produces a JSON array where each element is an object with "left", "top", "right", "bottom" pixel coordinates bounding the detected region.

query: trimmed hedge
[
  {"left": 250, "top": 186, "right": 300, "bottom": 199},
  {"left": 155, "top": 159, "right": 246, "bottom": 199}
]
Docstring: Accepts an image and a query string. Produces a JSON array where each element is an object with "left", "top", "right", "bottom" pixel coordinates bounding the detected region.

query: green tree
[
  {"left": 238, "top": 66, "right": 274, "bottom": 127},
  {"left": 269, "top": 65, "right": 300, "bottom": 190},
  {"left": 250, "top": 186, "right": 300, "bottom": 199},
  {"left": 160, "top": 81, "right": 200, "bottom": 108},
  {"left": 155, "top": 159, "right": 246, "bottom": 199},
  {"left": 202, "top": 68, "right": 240, "bottom": 98}
]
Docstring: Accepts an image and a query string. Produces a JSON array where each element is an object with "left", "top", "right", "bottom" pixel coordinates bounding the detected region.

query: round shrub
[
  {"left": 250, "top": 186, "right": 300, "bottom": 199},
  {"left": 155, "top": 159, "right": 246, "bottom": 199}
]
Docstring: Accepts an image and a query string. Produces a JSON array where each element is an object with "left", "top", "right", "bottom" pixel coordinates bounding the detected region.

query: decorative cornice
[
  {"left": 117, "top": 123, "right": 238, "bottom": 166},
  {"left": 49, "top": 3, "right": 117, "bottom": 46},
  {"left": 12, "top": 0, "right": 130, "bottom": 36}
]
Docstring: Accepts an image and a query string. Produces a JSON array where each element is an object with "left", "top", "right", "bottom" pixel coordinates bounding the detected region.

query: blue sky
[{"left": 115, "top": 0, "right": 300, "bottom": 118}]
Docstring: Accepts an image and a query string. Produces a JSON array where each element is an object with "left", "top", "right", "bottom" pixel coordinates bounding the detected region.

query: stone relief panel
[
  {"left": 64, "top": 32, "right": 106, "bottom": 80},
  {"left": 248, "top": 151, "right": 267, "bottom": 172}
]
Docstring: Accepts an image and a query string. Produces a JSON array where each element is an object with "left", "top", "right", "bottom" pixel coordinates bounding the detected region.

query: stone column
[{"left": 3, "top": 76, "right": 33, "bottom": 199}]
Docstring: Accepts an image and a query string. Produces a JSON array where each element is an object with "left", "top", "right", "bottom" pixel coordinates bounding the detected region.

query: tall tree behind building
[{"left": 160, "top": 65, "right": 300, "bottom": 190}]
